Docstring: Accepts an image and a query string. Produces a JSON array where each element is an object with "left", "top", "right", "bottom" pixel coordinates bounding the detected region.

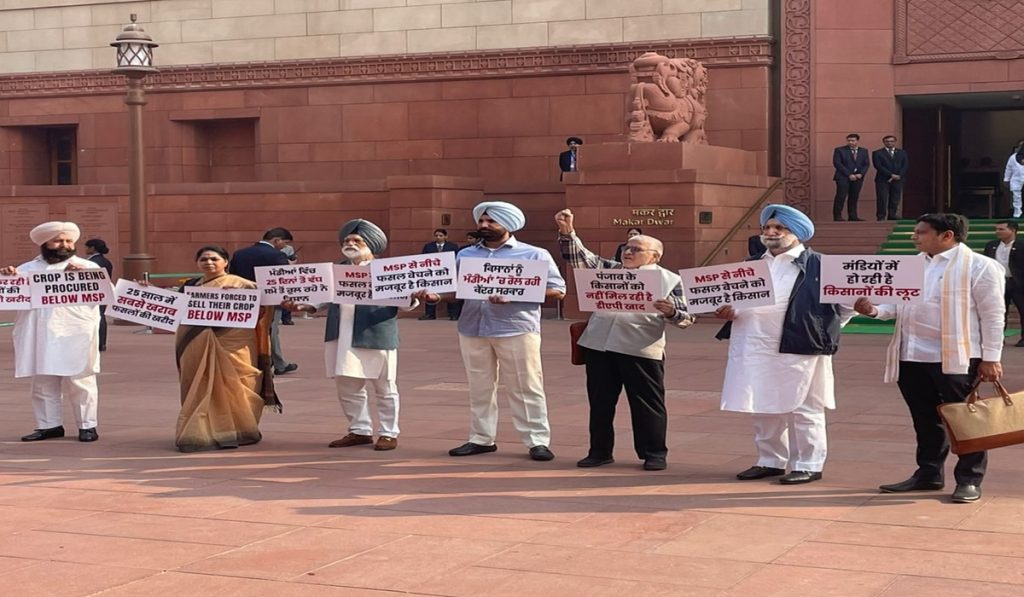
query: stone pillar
[{"left": 562, "top": 142, "right": 778, "bottom": 318}]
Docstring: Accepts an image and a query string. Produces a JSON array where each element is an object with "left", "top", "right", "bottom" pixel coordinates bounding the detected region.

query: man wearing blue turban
[
  {"left": 715, "top": 204, "right": 855, "bottom": 485},
  {"left": 415, "top": 201, "right": 567, "bottom": 461}
]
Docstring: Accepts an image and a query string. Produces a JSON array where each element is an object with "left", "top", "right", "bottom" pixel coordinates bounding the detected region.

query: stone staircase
[{"left": 808, "top": 220, "right": 896, "bottom": 255}]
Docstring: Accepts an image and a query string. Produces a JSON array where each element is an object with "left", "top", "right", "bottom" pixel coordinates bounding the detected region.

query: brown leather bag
[
  {"left": 570, "top": 321, "right": 588, "bottom": 366},
  {"left": 938, "top": 381, "right": 1024, "bottom": 454}
]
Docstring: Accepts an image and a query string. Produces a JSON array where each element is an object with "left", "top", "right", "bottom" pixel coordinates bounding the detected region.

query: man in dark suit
[
  {"left": 832, "top": 133, "right": 870, "bottom": 221},
  {"left": 84, "top": 239, "right": 113, "bottom": 352},
  {"left": 558, "top": 136, "right": 583, "bottom": 180},
  {"left": 229, "top": 227, "right": 299, "bottom": 374},
  {"left": 418, "top": 228, "right": 459, "bottom": 320},
  {"left": 872, "top": 135, "right": 909, "bottom": 221},
  {"left": 984, "top": 220, "right": 1024, "bottom": 347}
]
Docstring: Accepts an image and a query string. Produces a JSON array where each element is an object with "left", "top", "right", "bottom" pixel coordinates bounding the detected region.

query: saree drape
[{"left": 174, "top": 274, "right": 280, "bottom": 452}]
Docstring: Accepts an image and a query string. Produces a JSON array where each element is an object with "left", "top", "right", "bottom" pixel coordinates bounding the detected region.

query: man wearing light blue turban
[
  {"left": 416, "top": 200, "right": 567, "bottom": 461},
  {"left": 715, "top": 204, "right": 855, "bottom": 485}
]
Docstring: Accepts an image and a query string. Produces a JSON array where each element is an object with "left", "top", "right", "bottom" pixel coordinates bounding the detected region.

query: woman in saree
[{"left": 175, "top": 246, "right": 281, "bottom": 452}]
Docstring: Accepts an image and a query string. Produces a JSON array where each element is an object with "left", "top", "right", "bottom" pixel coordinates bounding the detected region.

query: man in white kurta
[
  {"left": 286, "top": 219, "right": 416, "bottom": 451},
  {"left": 2, "top": 222, "right": 101, "bottom": 442},
  {"left": 716, "top": 204, "right": 853, "bottom": 484}
]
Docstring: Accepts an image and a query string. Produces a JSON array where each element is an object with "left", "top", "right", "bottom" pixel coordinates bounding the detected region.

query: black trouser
[
  {"left": 424, "top": 301, "right": 454, "bottom": 319},
  {"left": 833, "top": 177, "right": 864, "bottom": 219},
  {"left": 278, "top": 305, "right": 293, "bottom": 324},
  {"left": 584, "top": 349, "right": 667, "bottom": 461},
  {"left": 1006, "top": 277, "right": 1024, "bottom": 338},
  {"left": 98, "top": 305, "right": 107, "bottom": 350},
  {"left": 896, "top": 360, "right": 987, "bottom": 486},
  {"left": 875, "top": 179, "right": 904, "bottom": 220}
]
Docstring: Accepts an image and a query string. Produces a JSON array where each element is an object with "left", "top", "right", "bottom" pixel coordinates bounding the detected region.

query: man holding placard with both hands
[
  {"left": 415, "top": 201, "right": 566, "bottom": 462},
  {"left": 2, "top": 221, "right": 104, "bottom": 443},
  {"left": 555, "top": 209, "right": 695, "bottom": 471}
]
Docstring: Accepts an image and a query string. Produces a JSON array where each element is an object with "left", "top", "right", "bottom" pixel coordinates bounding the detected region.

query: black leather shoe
[
  {"left": 643, "top": 458, "right": 667, "bottom": 471},
  {"left": 833, "top": 217, "right": 845, "bottom": 222},
  {"left": 951, "top": 484, "right": 981, "bottom": 503},
  {"left": 21, "top": 426, "right": 65, "bottom": 442},
  {"left": 736, "top": 465, "right": 785, "bottom": 480},
  {"left": 878, "top": 477, "right": 944, "bottom": 493},
  {"left": 779, "top": 470, "right": 822, "bottom": 484},
  {"left": 274, "top": 363, "right": 298, "bottom": 375},
  {"left": 577, "top": 455, "right": 613, "bottom": 468},
  {"left": 529, "top": 445, "right": 555, "bottom": 461},
  {"left": 418, "top": 315, "right": 435, "bottom": 321},
  {"left": 448, "top": 442, "right": 497, "bottom": 457},
  {"left": 1016, "top": 338, "right": 1024, "bottom": 347},
  {"left": 78, "top": 428, "right": 98, "bottom": 442}
]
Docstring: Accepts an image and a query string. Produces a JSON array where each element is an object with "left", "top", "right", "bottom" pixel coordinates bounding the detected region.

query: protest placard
[
  {"left": 820, "top": 255, "right": 926, "bottom": 304},
  {"left": 0, "top": 274, "right": 32, "bottom": 310},
  {"left": 456, "top": 257, "right": 549, "bottom": 303},
  {"left": 255, "top": 263, "right": 334, "bottom": 306},
  {"left": 679, "top": 260, "right": 775, "bottom": 314},
  {"left": 370, "top": 252, "right": 456, "bottom": 300},
  {"left": 108, "top": 280, "right": 188, "bottom": 331},
  {"left": 28, "top": 268, "right": 113, "bottom": 309},
  {"left": 181, "top": 286, "right": 260, "bottom": 329},
  {"left": 332, "top": 264, "right": 413, "bottom": 307},
  {"left": 573, "top": 268, "right": 665, "bottom": 313}
]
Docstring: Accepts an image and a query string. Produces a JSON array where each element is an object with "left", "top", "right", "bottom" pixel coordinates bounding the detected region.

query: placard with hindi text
[
  {"left": 678, "top": 260, "right": 775, "bottom": 314},
  {"left": 819, "top": 255, "right": 925, "bottom": 304}
]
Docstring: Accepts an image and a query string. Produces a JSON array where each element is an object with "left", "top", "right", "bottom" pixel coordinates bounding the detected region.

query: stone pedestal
[{"left": 562, "top": 142, "right": 779, "bottom": 318}]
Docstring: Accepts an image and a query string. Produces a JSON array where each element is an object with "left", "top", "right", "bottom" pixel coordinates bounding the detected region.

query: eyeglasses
[{"left": 621, "top": 246, "right": 653, "bottom": 253}]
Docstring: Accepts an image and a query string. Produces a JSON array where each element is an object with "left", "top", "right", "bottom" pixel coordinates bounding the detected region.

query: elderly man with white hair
[
  {"left": 1, "top": 221, "right": 103, "bottom": 442},
  {"left": 714, "top": 204, "right": 855, "bottom": 484},
  {"left": 417, "top": 201, "right": 567, "bottom": 461}
]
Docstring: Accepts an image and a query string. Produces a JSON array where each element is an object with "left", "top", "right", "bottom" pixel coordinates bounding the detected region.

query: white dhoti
[
  {"left": 13, "top": 256, "right": 101, "bottom": 431},
  {"left": 719, "top": 246, "right": 836, "bottom": 472},
  {"left": 459, "top": 332, "right": 551, "bottom": 448},
  {"left": 325, "top": 304, "right": 400, "bottom": 438}
]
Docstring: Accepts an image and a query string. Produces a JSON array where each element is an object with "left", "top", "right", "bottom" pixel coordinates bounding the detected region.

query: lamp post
[{"left": 111, "top": 14, "right": 158, "bottom": 282}]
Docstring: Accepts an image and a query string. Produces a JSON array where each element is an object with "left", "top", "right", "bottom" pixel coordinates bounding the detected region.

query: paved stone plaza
[{"left": 1, "top": 318, "right": 1023, "bottom": 595}]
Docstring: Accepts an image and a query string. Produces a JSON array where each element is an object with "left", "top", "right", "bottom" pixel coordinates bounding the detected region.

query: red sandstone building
[{"left": 0, "top": 0, "right": 1022, "bottom": 274}]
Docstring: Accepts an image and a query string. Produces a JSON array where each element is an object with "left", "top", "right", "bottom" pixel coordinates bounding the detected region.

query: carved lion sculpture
[{"left": 626, "top": 52, "right": 709, "bottom": 144}]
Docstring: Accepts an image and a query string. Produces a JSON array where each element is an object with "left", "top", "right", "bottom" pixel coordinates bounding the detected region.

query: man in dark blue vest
[{"left": 284, "top": 219, "right": 417, "bottom": 451}]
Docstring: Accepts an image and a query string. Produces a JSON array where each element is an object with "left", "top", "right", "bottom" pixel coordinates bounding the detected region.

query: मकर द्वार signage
[
  {"left": 369, "top": 252, "right": 457, "bottom": 300},
  {"left": 108, "top": 279, "right": 188, "bottom": 332},
  {"left": 678, "top": 260, "right": 775, "bottom": 314},
  {"left": 181, "top": 286, "right": 260, "bottom": 329},
  {"left": 255, "top": 263, "right": 334, "bottom": 306},
  {"left": 332, "top": 264, "right": 412, "bottom": 307},
  {"left": 819, "top": 255, "right": 925, "bottom": 304},
  {"left": 573, "top": 268, "right": 665, "bottom": 313},
  {"left": 28, "top": 268, "right": 113, "bottom": 309},
  {"left": 0, "top": 274, "right": 31, "bottom": 310},
  {"left": 456, "top": 257, "right": 549, "bottom": 303}
]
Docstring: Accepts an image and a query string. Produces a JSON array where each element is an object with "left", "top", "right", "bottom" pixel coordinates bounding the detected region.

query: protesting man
[
  {"left": 2, "top": 222, "right": 102, "bottom": 442},
  {"left": 230, "top": 227, "right": 299, "bottom": 375},
  {"left": 716, "top": 204, "right": 854, "bottom": 484},
  {"left": 416, "top": 201, "right": 566, "bottom": 461},
  {"left": 284, "top": 220, "right": 417, "bottom": 451},
  {"left": 854, "top": 213, "right": 1005, "bottom": 503},
  {"left": 555, "top": 209, "right": 695, "bottom": 470}
]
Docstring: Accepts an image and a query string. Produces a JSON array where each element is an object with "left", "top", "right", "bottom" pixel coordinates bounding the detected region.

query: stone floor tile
[
  {"left": 0, "top": 561, "right": 156, "bottom": 596},
  {"left": 182, "top": 527, "right": 407, "bottom": 580},
  {"left": 653, "top": 512, "right": 832, "bottom": 562},
  {"left": 317, "top": 509, "right": 562, "bottom": 542},
  {"left": 839, "top": 493, "right": 985, "bottom": 528},
  {"left": 718, "top": 563, "right": 896, "bottom": 596},
  {"left": 39, "top": 511, "right": 298, "bottom": 546},
  {"left": 776, "top": 542, "right": 1024, "bottom": 584},
  {"left": 957, "top": 496, "right": 1024, "bottom": 533},
  {"left": 524, "top": 509, "right": 713, "bottom": 552},
  {"left": 411, "top": 566, "right": 716, "bottom": 597},
  {"left": 99, "top": 571, "right": 430, "bottom": 596},
  {"left": 0, "top": 530, "right": 230, "bottom": 569},
  {"left": 876, "top": 576, "right": 1024, "bottom": 597},
  {"left": 303, "top": 535, "right": 515, "bottom": 591},
  {"left": 815, "top": 520, "right": 1024, "bottom": 557}
]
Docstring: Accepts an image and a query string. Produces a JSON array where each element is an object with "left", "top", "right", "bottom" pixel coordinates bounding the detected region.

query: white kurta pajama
[
  {"left": 13, "top": 255, "right": 101, "bottom": 430},
  {"left": 325, "top": 303, "right": 406, "bottom": 438},
  {"left": 720, "top": 245, "right": 836, "bottom": 473}
]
